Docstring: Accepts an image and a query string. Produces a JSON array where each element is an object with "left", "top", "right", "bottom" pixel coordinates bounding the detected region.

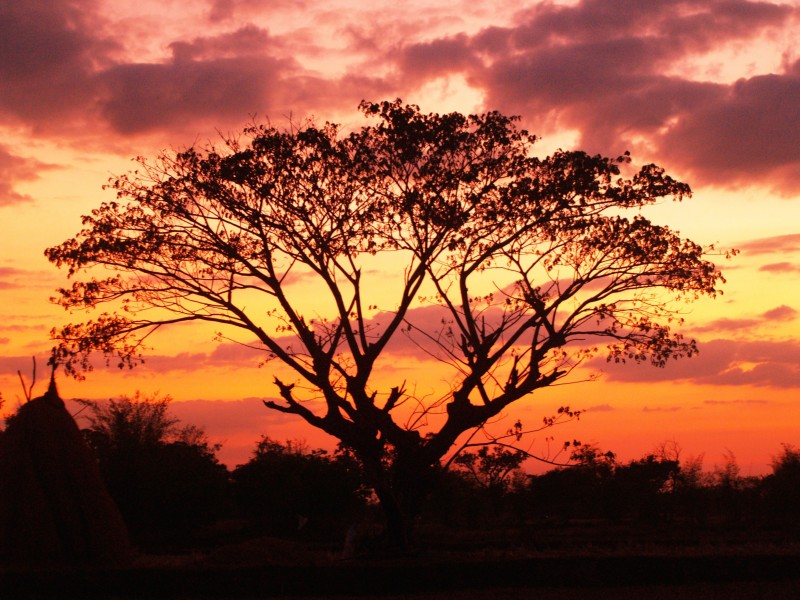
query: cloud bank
[{"left": 0, "top": 0, "right": 796, "bottom": 198}]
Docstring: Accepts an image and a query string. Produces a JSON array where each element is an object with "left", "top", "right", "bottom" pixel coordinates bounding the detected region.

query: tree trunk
[
  {"left": 358, "top": 447, "right": 437, "bottom": 555},
  {"left": 372, "top": 485, "right": 414, "bottom": 553}
]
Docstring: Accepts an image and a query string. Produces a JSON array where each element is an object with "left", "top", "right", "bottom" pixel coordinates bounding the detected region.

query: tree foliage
[
  {"left": 78, "top": 392, "right": 228, "bottom": 546},
  {"left": 452, "top": 445, "right": 526, "bottom": 493},
  {"left": 232, "top": 437, "right": 366, "bottom": 535},
  {"left": 46, "top": 100, "right": 727, "bottom": 547}
]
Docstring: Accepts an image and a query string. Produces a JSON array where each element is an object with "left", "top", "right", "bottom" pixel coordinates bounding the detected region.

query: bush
[
  {"left": 79, "top": 392, "right": 230, "bottom": 547},
  {"left": 232, "top": 438, "right": 367, "bottom": 537}
]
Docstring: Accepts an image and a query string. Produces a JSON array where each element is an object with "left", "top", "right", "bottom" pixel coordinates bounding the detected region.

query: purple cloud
[
  {"left": 590, "top": 338, "right": 800, "bottom": 388},
  {"left": 0, "top": 0, "right": 117, "bottom": 129},
  {"left": 657, "top": 66, "right": 800, "bottom": 192},
  {"left": 388, "top": 0, "right": 800, "bottom": 193}
]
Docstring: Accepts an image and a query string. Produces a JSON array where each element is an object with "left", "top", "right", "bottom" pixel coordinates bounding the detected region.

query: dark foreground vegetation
[
  {"left": 2, "top": 391, "right": 800, "bottom": 598},
  {"left": 48, "top": 393, "right": 800, "bottom": 553}
]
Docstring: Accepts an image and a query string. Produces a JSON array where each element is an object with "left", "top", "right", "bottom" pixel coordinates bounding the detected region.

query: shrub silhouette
[
  {"left": 764, "top": 444, "right": 800, "bottom": 526},
  {"left": 79, "top": 392, "right": 229, "bottom": 547},
  {"left": 232, "top": 438, "right": 366, "bottom": 537}
]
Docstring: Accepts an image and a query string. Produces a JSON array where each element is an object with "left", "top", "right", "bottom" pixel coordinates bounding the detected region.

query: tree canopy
[{"left": 46, "top": 99, "right": 727, "bottom": 547}]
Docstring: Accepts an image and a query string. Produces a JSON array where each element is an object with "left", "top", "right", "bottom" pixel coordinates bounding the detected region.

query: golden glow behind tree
[{"left": 46, "top": 100, "right": 727, "bottom": 549}]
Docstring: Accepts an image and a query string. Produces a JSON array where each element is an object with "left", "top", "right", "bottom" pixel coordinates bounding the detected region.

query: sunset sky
[{"left": 2, "top": 0, "right": 800, "bottom": 472}]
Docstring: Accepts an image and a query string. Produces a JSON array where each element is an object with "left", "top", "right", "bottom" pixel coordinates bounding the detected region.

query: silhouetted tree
[
  {"left": 452, "top": 445, "right": 526, "bottom": 495},
  {"left": 610, "top": 454, "right": 679, "bottom": 522},
  {"left": 79, "top": 392, "right": 229, "bottom": 547},
  {"left": 47, "top": 99, "right": 728, "bottom": 550},
  {"left": 232, "top": 437, "right": 366, "bottom": 536},
  {"left": 763, "top": 443, "right": 800, "bottom": 525},
  {"left": 528, "top": 444, "right": 617, "bottom": 520}
]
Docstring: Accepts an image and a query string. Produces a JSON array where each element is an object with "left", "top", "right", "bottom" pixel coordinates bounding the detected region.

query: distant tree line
[
  {"left": 5, "top": 392, "right": 798, "bottom": 552},
  {"left": 426, "top": 441, "right": 800, "bottom": 537}
]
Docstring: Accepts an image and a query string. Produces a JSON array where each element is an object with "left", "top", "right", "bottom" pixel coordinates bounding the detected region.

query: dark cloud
[
  {"left": 0, "top": 146, "right": 58, "bottom": 205},
  {"left": 0, "top": 5, "right": 377, "bottom": 140},
  {"left": 167, "top": 25, "right": 281, "bottom": 61},
  {"left": 590, "top": 338, "right": 800, "bottom": 388},
  {"left": 390, "top": 0, "right": 799, "bottom": 193},
  {"left": 97, "top": 25, "right": 390, "bottom": 136},
  {"left": 657, "top": 67, "right": 800, "bottom": 192},
  {"left": 642, "top": 406, "right": 682, "bottom": 413},
  {"left": 398, "top": 35, "right": 473, "bottom": 83},
  {"left": 0, "top": 0, "right": 117, "bottom": 128},
  {"left": 98, "top": 56, "right": 287, "bottom": 135}
]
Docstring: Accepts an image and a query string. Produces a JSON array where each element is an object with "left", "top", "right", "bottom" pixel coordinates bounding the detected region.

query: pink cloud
[
  {"left": 740, "top": 233, "right": 800, "bottom": 255},
  {"left": 0, "top": 0, "right": 118, "bottom": 130},
  {"left": 97, "top": 56, "right": 287, "bottom": 135},
  {"left": 0, "top": 355, "right": 46, "bottom": 375},
  {"left": 762, "top": 305, "right": 797, "bottom": 321},
  {"left": 2, "top": 0, "right": 795, "bottom": 201},
  {"left": 387, "top": 0, "right": 800, "bottom": 194},
  {"left": 590, "top": 338, "right": 800, "bottom": 388},
  {"left": 759, "top": 262, "right": 800, "bottom": 273},
  {"left": 692, "top": 305, "right": 797, "bottom": 333},
  {"left": 0, "top": 3, "right": 382, "bottom": 141},
  {"left": 0, "top": 146, "right": 58, "bottom": 206},
  {"left": 656, "top": 66, "right": 800, "bottom": 193},
  {"left": 206, "top": 0, "right": 305, "bottom": 23},
  {"left": 693, "top": 317, "right": 759, "bottom": 333}
]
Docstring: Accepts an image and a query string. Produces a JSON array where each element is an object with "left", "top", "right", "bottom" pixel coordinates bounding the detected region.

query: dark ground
[{"left": 3, "top": 522, "right": 800, "bottom": 599}]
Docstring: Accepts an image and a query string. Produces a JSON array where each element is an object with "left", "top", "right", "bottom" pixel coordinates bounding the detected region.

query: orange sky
[{"left": 2, "top": 0, "right": 800, "bottom": 472}]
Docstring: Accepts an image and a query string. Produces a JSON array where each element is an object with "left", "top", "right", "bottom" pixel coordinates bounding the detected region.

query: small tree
[
  {"left": 46, "top": 100, "right": 727, "bottom": 549},
  {"left": 764, "top": 443, "right": 800, "bottom": 524},
  {"left": 232, "top": 437, "right": 366, "bottom": 536},
  {"left": 79, "top": 392, "right": 229, "bottom": 546},
  {"left": 452, "top": 445, "right": 526, "bottom": 494}
]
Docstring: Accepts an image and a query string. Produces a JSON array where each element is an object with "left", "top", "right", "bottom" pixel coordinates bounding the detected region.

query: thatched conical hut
[{"left": 0, "top": 378, "right": 132, "bottom": 566}]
